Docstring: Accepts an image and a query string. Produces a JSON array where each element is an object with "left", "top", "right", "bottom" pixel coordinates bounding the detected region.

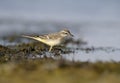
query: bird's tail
[
  {"left": 22, "top": 35, "right": 42, "bottom": 42},
  {"left": 22, "top": 35, "right": 36, "bottom": 39}
]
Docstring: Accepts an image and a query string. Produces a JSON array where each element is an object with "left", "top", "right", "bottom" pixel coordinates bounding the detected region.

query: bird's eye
[{"left": 64, "top": 32, "right": 68, "bottom": 34}]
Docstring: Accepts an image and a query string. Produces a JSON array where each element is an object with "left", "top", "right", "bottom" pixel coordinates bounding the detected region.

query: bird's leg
[{"left": 49, "top": 46, "right": 53, "bottom": 52}]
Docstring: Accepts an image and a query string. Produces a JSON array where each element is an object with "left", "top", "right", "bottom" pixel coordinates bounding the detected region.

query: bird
[{"left": 22, "top": 29, "right": 74, "bottom": 52}]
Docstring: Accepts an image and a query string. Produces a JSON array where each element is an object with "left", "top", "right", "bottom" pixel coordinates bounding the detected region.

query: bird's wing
[
  {"left": 38, "top": 33, "right": 61, "bottom": 40},
  {"left": 22, "top": 32, "right": 61, "bottom": 40}
]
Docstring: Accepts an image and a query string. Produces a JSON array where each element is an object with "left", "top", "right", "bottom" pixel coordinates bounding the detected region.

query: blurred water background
[{"left": 0, "top": 0, "right": 120, "bottom": 62}]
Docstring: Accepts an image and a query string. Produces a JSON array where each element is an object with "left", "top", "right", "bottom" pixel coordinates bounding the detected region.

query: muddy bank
[{"left": 0, "top": 34, "right": 84, "bottom": 62}]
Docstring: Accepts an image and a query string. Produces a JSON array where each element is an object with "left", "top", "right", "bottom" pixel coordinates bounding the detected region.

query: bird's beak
[{"left": 70, "top": 33, "right": 74, "bottom": 37}]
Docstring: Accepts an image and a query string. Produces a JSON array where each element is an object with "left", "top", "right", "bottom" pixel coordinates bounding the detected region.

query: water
[
  {"left": 0, "top": 0, "right": 120, "bottom": 62},
  {"left": 62, "top": 47, "right": 120, "bottom": 62}
]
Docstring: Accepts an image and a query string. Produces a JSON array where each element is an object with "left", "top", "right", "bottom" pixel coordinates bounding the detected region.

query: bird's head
[{"left": 59, "top": 29, "right": 74, "bottom": 37}]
